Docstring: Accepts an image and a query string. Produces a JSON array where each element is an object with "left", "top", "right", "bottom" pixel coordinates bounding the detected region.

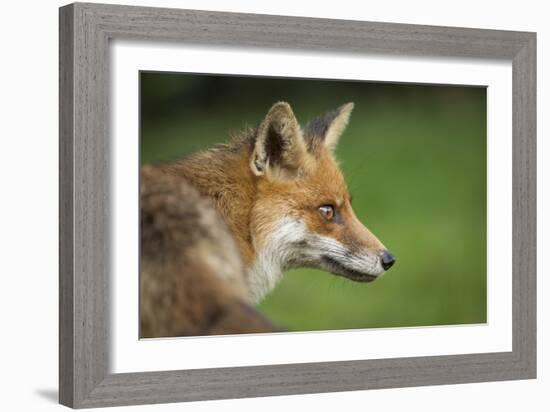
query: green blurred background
[{"left": 140, "top": 72, "right": 487, "bottom": 331}]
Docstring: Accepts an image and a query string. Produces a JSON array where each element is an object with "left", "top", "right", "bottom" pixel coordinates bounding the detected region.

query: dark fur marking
[
  {"left": 304, "top": 108, "right": 340, "bottom": 142},
  {"left": 293, "top": 240, "right": 309, "bottom": 248},
  {"left": 198, "top": 304, "right": 226, "bottom": 335},
  {"left": 332, "top": 208, "right": 344, "bottom": 225},
  {"left": 265, "top": 124, "right": 284, "bottom": 165}
]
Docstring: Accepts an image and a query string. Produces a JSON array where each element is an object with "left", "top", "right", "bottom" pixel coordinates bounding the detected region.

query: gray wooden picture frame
[{"left": 59, "top": 2, "right": 536, "bottom": 408}]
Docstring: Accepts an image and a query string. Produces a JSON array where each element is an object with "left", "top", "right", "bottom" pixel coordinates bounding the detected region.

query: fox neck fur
[
  {"left": 158, "top": 133, "right": 289, "bottom": 301},
  {"left": 159, "top": 135, "right": 257, "bottom": 271}
]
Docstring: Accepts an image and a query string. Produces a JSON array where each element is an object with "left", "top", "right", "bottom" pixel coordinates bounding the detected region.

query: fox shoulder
[{"left": 140, "top": 165, "right": 278, "bottom": 337}]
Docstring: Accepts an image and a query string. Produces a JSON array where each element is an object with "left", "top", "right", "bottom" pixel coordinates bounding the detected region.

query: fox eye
[{"left": 318, "top": 205, "right": 335, "bottom": 221}]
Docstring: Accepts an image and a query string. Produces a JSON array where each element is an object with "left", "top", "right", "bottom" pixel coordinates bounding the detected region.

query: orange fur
[{"left": 251, "top": 148, "right": 386, "bottom": 254}]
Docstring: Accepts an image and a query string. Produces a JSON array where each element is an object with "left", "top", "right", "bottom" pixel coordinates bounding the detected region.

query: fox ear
[
  {"left": 305, "top": 102, "right": 354, "bottom": 151},
  {"left": 251, "top": 102, "right": 308, "bottom": 178}
]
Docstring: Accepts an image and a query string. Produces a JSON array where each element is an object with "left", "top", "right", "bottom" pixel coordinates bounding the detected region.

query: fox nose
[{"left": 381, "top": 250, "right": 396, "bottom": 271}]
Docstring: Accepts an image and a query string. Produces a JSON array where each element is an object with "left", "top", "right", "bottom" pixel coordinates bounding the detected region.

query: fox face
[{"left": 247, "top": 102, "right": 395, "bottom": 301}]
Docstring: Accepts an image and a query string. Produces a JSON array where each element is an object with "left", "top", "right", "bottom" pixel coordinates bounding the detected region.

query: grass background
[{"left": 140, "top": 72, "right": 487, "bottom": 331}]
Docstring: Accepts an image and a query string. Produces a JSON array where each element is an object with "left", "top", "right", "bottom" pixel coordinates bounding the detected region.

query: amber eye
[{"left": 318, "top": 205, "right": 335, "bottom": 221}]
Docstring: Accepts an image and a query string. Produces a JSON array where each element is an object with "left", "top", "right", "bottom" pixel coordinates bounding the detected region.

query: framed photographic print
[{"left": 59, "top": 2, "right": 536, "bottom": 408}]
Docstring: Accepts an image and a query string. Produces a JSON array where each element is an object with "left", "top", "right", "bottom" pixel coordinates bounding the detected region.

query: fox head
[{"left": 247, "top": 102, "right": 395, "bottom": 301}]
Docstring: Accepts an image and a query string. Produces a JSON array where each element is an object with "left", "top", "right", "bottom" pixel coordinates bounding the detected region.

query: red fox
[{"left": 140, "top": 102, "right": 395, "bottom": 337}]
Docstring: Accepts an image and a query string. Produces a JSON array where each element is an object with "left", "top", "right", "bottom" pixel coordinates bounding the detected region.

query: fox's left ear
[
  {"left": 251, "top": 102, "right": 308, "bottom": 178},
  {"left": 305, "top": 102, "right": 354, "bottom": 151}
]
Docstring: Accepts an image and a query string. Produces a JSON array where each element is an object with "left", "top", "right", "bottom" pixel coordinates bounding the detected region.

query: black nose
[{"left": 381, "top": 250, "right": 396, "bottom": 270}]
